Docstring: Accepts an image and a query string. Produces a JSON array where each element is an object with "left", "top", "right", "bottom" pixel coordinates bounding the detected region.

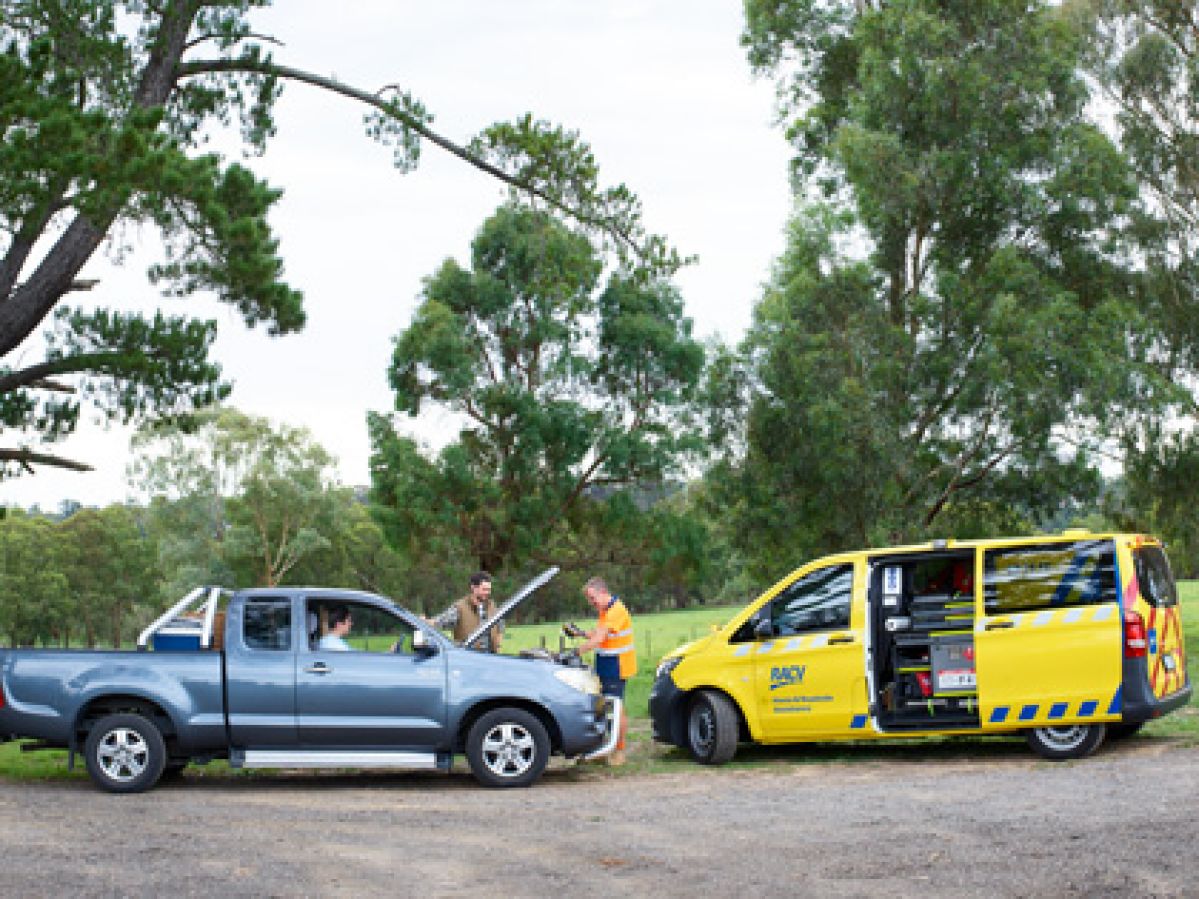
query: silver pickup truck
[{"left": 0, "top": 569, "right": 615, "bottom": 792}]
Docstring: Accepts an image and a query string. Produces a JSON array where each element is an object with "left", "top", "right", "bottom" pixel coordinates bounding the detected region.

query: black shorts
[{"left": 600, "top": 678, "right": 626, "bottom": 699}]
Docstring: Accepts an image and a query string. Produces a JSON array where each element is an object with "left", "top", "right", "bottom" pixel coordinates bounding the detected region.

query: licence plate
[{"left": 937, "top": 669, "right": 976, "bottom": 690}]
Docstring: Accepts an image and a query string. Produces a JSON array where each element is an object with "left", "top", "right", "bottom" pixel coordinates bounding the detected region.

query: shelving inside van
[{"left": 870, "top": 552, "right": 981, "bottom": 730}]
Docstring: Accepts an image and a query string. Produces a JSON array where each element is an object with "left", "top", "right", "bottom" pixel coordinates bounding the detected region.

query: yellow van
[{"left": 649, "top": 532, "right": 1191, "bottom": 763}]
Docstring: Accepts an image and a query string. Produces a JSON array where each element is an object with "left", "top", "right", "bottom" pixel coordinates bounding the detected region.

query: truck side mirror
[{"left": 412, "top": 629, "right": 438, "bottom": 655}]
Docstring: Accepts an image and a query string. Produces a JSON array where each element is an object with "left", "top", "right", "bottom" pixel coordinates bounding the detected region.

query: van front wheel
[
  {"left": 686, "top": 691, "right": 739, "bottom": 765},
  {"left": 1025, "top": 723, "right": 1106, "bottom": 760}
]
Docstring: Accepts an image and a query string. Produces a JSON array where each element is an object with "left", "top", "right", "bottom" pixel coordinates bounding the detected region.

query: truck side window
[
  {"left": 306, "top": 599, "right": 417, "bottom": 653},
  {"left": 244, "top": 598, "right": 292, "bottom": 651},
  {"left": 983, "top": 539, "right": 1117, "bottom": 613},
  {"left": 769, "top": 564, "right": 853, "bottom": 637}
]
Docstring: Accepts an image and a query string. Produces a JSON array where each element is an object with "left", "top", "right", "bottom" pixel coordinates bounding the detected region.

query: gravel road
[{"left": 2, "top": 739, "right": 1196, "bottom": 897}]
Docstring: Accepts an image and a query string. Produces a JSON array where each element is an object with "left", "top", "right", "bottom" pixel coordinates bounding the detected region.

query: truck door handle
[
  {"left": 828, "top": 635, "right": 855, "bottom": 645},
  {"left": 304, "top": 663, "right": 333, "bottom": 674},
  {"left": 985, "top": 621, "right": 1014, "bottom": 631}
]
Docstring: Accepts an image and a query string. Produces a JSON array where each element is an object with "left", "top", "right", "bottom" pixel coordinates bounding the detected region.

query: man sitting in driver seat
[{"left": 317, "top": 606, "right": 353, "bottom": 651}]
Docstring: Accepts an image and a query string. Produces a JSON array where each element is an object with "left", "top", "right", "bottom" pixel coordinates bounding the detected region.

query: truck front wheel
[
  {"left": 83, "top": 713, "right": 167, "bottom": 793},
  {"left": 465, "top": 708, "right": 550, "bottom": 788},
  {"left": 686, "top": 691, "right": 739, "bottom": 765}
]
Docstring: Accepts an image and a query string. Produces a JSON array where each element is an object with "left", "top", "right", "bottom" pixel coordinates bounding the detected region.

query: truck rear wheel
[
  {"left": 465, "top": 708, "right": 550, "bottom": 788},
  {"left": 686, "top": 691, "right": 739, "bottom": 765},
  {"left": 83, "top": 713, "right": 167, "bottom": 793},
  {"left": 1025, "top": 723, "right": 1106, "bottom": 761}
]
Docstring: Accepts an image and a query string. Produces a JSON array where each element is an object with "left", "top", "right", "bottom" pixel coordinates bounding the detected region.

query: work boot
[{"left": 607, "top": 749, "right": 626, "bottom": 767}]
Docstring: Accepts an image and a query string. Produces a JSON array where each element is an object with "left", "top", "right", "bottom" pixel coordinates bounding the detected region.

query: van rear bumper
[{"left": 1121, "top": 657, "right": 1192, "bottom": 724}]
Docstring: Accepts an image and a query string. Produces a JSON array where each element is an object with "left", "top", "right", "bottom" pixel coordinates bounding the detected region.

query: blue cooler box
[{"left": 152, "top": 621, "right": 204, "bottom": 651}]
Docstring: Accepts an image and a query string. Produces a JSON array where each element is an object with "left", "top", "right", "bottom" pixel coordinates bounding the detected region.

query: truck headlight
[
  {"left": 656, "top": 655, "right": 682, "bottom": 680},
  {"left": 554, "top": 668, "right": 601, "bottom": 694}
]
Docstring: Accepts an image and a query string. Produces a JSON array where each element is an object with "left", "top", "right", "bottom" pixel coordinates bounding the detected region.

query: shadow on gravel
[
  {"left": 4, "top": 733, "right": 1187, "bottom": 793},
  {"left": 647, "top": 731, "right": 1189, "bottom": 771}
]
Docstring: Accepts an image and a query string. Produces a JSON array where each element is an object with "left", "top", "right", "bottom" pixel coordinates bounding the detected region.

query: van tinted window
[
  {"left": 244, "top": 598, "right": 292, "bottom": 651},
  {"left": 983, "top": 540, "right": 1117, "bottom": 613},
  {"left": 1133, "top": 546, "right": 1178, "bottom": 608}
]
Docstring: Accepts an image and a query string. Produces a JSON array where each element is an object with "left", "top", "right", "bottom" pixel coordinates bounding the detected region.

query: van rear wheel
[
  {"left": 686, "top": 691, "right": 739, "bottom": 765},
  {"left": 1025, "top": 723, "right": 1106, "bottom": 761}
]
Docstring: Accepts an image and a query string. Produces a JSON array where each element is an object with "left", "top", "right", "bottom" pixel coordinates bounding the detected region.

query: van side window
[
  {"left": 983, "top": 540, "right": 1117, "bottom": 613},
  {"left": 768, "top": 564, "right": 853, "bottom": 637},
  {"left": 244, "top": 598, "right": 292, "bottom": 651},
  {"left": 1133, "top": 546, "right": 1178, "bottom": 608}
]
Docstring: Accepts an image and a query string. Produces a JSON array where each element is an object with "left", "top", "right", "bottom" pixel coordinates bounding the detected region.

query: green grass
[{"left": 2, "top": 589, "right": 1194, "bottom": 783}]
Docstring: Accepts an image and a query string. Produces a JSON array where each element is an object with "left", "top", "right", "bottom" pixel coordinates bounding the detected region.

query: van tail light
[{"left": 1124, "top": 609, "right": 1148, "bottom": 658}]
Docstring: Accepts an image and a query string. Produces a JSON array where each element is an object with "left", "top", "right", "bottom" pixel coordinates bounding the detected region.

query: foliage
[
  {"left": 1084, "top": 2, "right": 1199, "bottom": 560},
  {"left": 0, "top": 1, "right": 679, "bottom": 479},
  {"left": 59, "top": 504, "right": 157, "bottom": 646},
  {"left": 130, "top": 406, "right": 343, "bottom": 588},
  {"left": 717, "top": 0, "right": 1165, "bottom": 573},
  {"left": 0, "top": 509, "right": 67, "bottom": 645},
  {"left": 370, "top": 204, "right": 705, "bottom": 575}
]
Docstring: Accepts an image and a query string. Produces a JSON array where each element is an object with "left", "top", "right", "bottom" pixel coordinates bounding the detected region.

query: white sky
[{"left": 3, "top": 0, "right": 793, "bottom": 510}]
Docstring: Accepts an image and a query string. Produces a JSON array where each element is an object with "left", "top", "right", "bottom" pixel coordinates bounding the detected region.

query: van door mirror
[{"left": 754, "top": 617, "right": 774, "bottom": 640}]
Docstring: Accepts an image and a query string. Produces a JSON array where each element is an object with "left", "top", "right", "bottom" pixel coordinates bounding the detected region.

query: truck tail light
[{"left": 1124, "top": 609, "right": 1148, "bottom": 658}]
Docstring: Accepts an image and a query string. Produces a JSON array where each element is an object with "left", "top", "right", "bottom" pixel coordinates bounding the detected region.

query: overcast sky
[{"left": 4, "top": 0, "right": 793, "bottom": 510}]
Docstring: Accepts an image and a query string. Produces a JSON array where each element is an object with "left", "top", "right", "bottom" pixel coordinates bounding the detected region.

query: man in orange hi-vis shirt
[{"left": 576, "top": 576, "right": 636, "bottom": 766}]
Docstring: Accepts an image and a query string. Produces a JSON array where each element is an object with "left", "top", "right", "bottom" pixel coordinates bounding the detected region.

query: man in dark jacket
[{"left": 426, "top": 571, "right": 503, "bottom": 652}]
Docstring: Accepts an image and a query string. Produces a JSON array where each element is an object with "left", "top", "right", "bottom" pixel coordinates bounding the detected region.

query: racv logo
[{"left": 770, "top": 665, "right": 807, "bottom": 690}]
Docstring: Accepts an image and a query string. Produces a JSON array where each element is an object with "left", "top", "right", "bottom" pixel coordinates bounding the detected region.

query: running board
[{"left": 234, "top": 749, "right": 444, "bottom": 770}]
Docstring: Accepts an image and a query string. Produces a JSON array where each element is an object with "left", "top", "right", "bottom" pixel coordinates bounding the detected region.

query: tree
[
  {"left": 721, "top": 1, "right": 1162, "bottom": 572},
  {"left": 59, "top": 504, "right": 156, "bottom": 646},
  {"left": 0, "top": 0, "right": 679, "bottom": 478},
  {"left": 1084, "top": 2, "right": 1199, "bottom": 555},
  {"left": 370, "top": 204, "right": 704, "bottom": 574},
  {"left": 130, "top": 406, "right": 340, "bottom": 588},
  {"left": 0, "top": 510, "right": 68, "bottom": 645},
  {"left": 287, "top": 495, "right": 409, "bottom": 597}
]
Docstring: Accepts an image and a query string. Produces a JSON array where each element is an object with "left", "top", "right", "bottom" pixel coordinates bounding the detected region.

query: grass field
[{"left": 1, "top": 588, "right": 1194, "bottom": 782}]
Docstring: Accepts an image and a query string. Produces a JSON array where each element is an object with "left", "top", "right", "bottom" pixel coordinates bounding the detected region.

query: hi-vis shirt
[{"left": 596, "top": 597, "right": 637, "bottom": 680}]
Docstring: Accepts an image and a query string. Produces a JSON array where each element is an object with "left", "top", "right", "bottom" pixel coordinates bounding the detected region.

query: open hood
[{"left": 461, "top": 566, "right": 559, "bottom": 650}]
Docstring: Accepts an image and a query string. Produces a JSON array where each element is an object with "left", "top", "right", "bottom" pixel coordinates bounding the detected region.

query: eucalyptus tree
[
  {"left": 131, "top": 406, "right": 340, "bottom": 589},
  {"left": 721, "top": 0, "right": 1157, "bottom": 571},
  {"left": 370, "top": 204, "right": 704, "bottom": 575}
]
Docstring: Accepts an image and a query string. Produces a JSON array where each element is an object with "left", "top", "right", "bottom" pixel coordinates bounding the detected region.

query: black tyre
[
  {"left": 1025, "top": 723, "right": 1106, "bottom": 761},
  {"left": 465, "top": 708, "right": 550, "bottom": 788},
  {"left": 83, "top": 712, "right": 168, "bottom": 793},
  {"left": 1106, "top": 721, "right": 1145, "bottom": 741},
  {"left": 686, "top": 690, "right": 739, "bottom": 765}
]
